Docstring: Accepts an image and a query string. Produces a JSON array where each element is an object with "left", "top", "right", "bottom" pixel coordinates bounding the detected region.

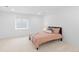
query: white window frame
[{"left": 15, "top": 18, "right": 29, "bottom": 30}]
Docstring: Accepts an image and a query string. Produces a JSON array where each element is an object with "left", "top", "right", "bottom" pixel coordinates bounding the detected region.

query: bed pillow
[
  {"left": 43, "top": 27, "right": 51, "bottom": 33},
  {"left": 43, "top": 29, "right": 52, "bottom": 34},
  {"left": 52, "top": 28, "right": 60, "bottom": 34}
]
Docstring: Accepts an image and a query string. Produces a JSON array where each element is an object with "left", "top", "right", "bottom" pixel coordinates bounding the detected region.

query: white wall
[
  {"left": 0, "top": 11, "right": 30, "bottom": 39},
  {"left": 0, "top": 11, "right": 44, "bottom": 39},
  {"left": 43, "top": 15, "right": 57, "bottom": 27},
  {"left": 29, "top": 15, "right": 44, "bottom": 34},
  {"left": 56, "top": 7, "right": 79, "bottom": 47}
]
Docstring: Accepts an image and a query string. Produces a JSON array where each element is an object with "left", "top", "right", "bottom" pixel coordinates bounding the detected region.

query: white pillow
[
  {"left": 43, "top": 27, "right": 52, "bottom": 33},
  {"left": 52, "top": 28, "right": 60, "bottom": 34},
  {"left": 44, "top": 30, "right": 52, "bottom": 33}
]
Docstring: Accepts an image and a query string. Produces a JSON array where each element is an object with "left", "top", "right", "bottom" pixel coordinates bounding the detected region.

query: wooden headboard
[{"left": 48, "top": 26, "right": 62, "bottom": 35}]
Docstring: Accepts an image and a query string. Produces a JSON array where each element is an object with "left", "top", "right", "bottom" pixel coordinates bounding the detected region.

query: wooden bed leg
[
  {"left": 36, "top": 48, "right": 38, "bottom": 50},
  {"left": 29, "top": 35, "right": 31, "bottom": 40},
  {"left": 60, "top": 38, "right": 62, "bottom": 41}
]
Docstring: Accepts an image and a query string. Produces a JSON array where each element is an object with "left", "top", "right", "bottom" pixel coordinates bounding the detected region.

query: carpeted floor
[{"left": 0, "top": 37, "right": 79, "bottom": 52}]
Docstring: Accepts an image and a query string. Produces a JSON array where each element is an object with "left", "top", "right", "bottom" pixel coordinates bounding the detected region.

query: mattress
[{"left": 32, "top": 31, "right": 62, "bottom": 48}]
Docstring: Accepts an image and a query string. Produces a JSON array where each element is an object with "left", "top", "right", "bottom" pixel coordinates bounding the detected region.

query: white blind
[{"left": 15, "top": 18, "right": 29, "bottom": 30}]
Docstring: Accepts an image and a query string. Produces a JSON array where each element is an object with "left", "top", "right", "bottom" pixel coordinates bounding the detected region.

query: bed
[{"left": 29, "top": 26, "right": 62, "bottom": 50}]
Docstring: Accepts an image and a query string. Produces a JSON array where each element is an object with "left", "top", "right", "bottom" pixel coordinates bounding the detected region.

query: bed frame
[
  {"left": 48, "top": 26, "right": 62, "bottom": 41},
  {"left": 29, "top": 26, "right": 62, "bottom": 50}
]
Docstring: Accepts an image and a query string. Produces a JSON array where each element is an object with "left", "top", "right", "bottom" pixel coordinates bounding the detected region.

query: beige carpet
[{"left": 0, "top": 37, "right": 79, "bottom": 52}]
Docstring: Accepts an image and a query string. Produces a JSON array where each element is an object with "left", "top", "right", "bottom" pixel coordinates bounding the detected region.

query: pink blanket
[{"left": 32, "top": 31, "right": 62, "bottom": 48}]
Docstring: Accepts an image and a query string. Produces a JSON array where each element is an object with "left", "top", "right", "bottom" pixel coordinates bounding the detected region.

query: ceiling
[{"left": 0, "top": 6, "right": 61, "bottom": 15}]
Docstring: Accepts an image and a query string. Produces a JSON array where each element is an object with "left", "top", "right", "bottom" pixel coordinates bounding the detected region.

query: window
[{"left": 15, "top": 18, "right": 29, "bottom": 30}]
